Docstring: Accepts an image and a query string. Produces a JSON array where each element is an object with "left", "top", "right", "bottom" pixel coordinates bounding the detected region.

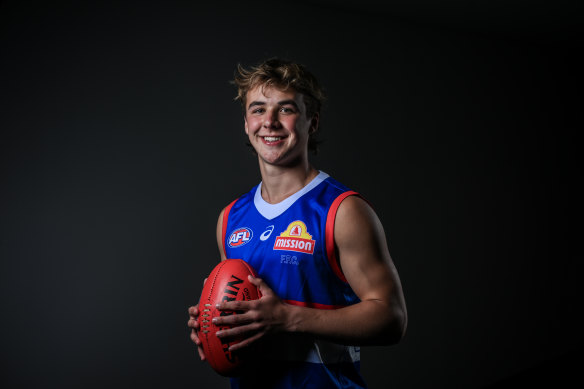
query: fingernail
[{"left": 215, "top": 330, "right": 223, "bottom": 337}]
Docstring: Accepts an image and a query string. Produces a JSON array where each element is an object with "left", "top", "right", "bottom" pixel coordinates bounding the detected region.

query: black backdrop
[{"left": 1, "top": 1, "right": 582, "bottom": 388}]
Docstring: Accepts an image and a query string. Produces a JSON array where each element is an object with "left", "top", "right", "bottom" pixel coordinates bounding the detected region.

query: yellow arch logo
[{"left": 279, "top": 221, "right": 313, "bottom": 239}]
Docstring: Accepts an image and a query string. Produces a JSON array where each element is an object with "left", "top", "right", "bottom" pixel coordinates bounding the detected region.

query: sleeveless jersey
[{"left": 222, "top": 172, "right": 367, "bottom": 389}]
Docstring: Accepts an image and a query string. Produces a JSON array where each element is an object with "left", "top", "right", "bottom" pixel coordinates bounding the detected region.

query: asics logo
[{"left": 259, "top": 225, "right": 275, "bottom": 241}]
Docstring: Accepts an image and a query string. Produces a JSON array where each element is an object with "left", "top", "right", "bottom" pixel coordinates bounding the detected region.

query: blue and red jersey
[{"left": 222, "top": 171, "right": 367, "bottom": 389}]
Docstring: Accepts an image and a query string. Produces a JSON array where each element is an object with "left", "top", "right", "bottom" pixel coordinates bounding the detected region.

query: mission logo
[
  {"left": 228, "top": 227, "right": 253, "bottom": 248},
  {"left": 273, "top": 220, "right": 316, "bottom": 255}
]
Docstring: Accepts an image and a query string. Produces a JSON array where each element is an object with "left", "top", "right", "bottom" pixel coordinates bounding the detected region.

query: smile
[{"left": 261, "top": 136, "right": 285, "bottom": 144}]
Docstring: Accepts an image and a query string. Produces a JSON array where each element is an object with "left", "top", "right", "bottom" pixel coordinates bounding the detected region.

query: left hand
[{"left": 213, "top": 275, "right": 290, "bottom": 352}]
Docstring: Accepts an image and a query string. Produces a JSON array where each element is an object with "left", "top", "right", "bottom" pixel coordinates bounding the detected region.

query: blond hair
[{"left": 233, "top": 58, "right": 325, "bottom": 153}]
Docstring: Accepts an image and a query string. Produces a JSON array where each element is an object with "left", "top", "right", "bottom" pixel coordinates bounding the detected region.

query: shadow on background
[
  {"left": 485, "top": 345, "right": 582, "bottom": 388},
  {"left": 1, "top": 1, "right": 582, "bottom": 388}
]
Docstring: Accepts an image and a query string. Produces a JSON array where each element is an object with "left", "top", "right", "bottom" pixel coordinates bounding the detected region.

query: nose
[{"left": 263, "top": 110, "right": 280, "bottom": 128}]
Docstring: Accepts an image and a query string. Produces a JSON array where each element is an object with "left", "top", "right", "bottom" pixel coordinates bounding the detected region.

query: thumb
[{"left": 248, "top": 274, "right": 273, "bottom": 297}]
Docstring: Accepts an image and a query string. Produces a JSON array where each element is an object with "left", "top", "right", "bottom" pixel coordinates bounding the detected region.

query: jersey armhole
[
  {"left": 221, "top": 199, "right": 238, "bottom": 258},
  {"left": 325, "top": 190, "right": 360, "bottom": 283}
]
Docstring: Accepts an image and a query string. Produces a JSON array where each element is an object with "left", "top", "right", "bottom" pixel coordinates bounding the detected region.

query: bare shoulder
[
  {"left": 334, "top": 195, "right": 386, "bottom": 250},
  {"left": 336, "top": 194, "right": 371, "bottom": 216}
]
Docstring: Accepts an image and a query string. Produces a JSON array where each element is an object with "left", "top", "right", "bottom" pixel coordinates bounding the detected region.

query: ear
[
  {"left": 309, "top": 113, "right": 319, "bottom": 135},
  {"left": 244, "top": 116, "right": 249, "bottom": 135}
]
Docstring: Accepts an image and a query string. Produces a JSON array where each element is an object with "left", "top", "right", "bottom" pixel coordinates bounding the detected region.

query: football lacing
[{"left": 201, "top": 303, "right": 212, "bottom": 333}]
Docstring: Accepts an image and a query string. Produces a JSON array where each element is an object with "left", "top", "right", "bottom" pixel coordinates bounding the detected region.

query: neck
[{"left": 258, "top": 158, "right": 318, "bottom": 204}]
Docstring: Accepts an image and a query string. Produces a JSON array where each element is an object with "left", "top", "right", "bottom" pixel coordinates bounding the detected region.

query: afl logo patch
[{"left": 228, "top": 227, "right": 253, "bottom": 248}]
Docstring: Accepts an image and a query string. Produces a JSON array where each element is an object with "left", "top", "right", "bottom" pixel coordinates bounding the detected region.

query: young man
[{"left": 188, "top": 58, "right": 407, "bottom": 388}]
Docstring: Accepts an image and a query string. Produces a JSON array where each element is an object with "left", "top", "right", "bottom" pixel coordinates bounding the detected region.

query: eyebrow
[
  {"left": 247, "top": 100, "right": 300, "bottom": 110},
  {"left": 247, "top": 101, "right": 265, "bottom": 109},
  {"left": 278, "top": 100, "right": 299, "bottom": 109}
]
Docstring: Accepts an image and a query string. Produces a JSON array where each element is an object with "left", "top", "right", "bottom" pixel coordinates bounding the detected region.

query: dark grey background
[{"left": 1, "top": 1, "right": 582, "bottom": 388}]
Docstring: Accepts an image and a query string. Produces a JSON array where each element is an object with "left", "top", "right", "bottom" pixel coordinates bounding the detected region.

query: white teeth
[{"left": 263, "top": 136, "right": 281, "bottom": 142}]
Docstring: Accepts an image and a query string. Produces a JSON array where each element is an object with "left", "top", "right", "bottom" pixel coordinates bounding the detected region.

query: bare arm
[
  {"left": 214, "top": 196, "right": 407, "bottom": 349},
  {"left": 288, "top": 195, "right": 407, "bottom": 344},
  {"left": 216, "top": 207, "right": 227, "bottom": 261}
]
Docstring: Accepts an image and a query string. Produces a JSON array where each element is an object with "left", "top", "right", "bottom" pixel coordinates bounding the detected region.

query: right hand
[
  {"left": 188, "top": 305, "right": 206, "bottom": 361},
  {"left": 188, "top": 277, "right": 208, "bottom": 361}
]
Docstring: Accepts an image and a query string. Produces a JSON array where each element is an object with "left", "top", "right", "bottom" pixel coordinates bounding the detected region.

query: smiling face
[{"left": 244, "top": 85, "right": 318, "bottom": 169}]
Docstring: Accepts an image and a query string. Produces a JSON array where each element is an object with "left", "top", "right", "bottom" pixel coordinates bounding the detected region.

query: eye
[
  {"left": 251, "top": 107, "right": 265, "bottom": 114},
  {"left": 280, "top": 106, "right": 297, "bottom": 114}
]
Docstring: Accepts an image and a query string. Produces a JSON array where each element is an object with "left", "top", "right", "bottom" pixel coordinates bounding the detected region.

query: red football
[{"left": 198, "top": 259, "right": 261, "bottom": 376}]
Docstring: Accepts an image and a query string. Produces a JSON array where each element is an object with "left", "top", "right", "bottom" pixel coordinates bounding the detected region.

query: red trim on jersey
[
  {"left": 221, "top": 199, "right": 238, "bottom": 257},
  {"left": 283, "top": 299, "right": 346, "bottom": 310},
  {"left": 325, "top": 191, "right": 359, "bottom": 283}
]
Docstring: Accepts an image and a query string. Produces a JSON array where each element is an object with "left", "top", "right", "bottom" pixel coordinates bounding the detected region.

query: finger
[
  {"left": 228, "top": 331, "right": 264, "bottom": 352},
  {"left": 216, "top": 321, "right": 262, "bottom": 342},
  {"left": 212, "top": 310, "right": 255, "bottom": 327},
  {"left": 248, "top": 274, "right": 261, "bottom": 285},
  {"left": 187, "top": 317, "right": 199, "bottom": 329},
  {"left": 191, "top": 330, "right": 206, "bottom": 361},
  {"left": 197, "top": 345, "right": 206, "bottom": 361},
  {"left": 248, "top": 275, "right": 273, "bottom": 297},
  {"left": 190, "top": 329, "right": 201, "bottom": 344},
  {"left": 188, "top": 306, "right": 199, "bottom": 316},
  {"left": 216, "top": 299, "right": 255, "bottom": 312}
]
